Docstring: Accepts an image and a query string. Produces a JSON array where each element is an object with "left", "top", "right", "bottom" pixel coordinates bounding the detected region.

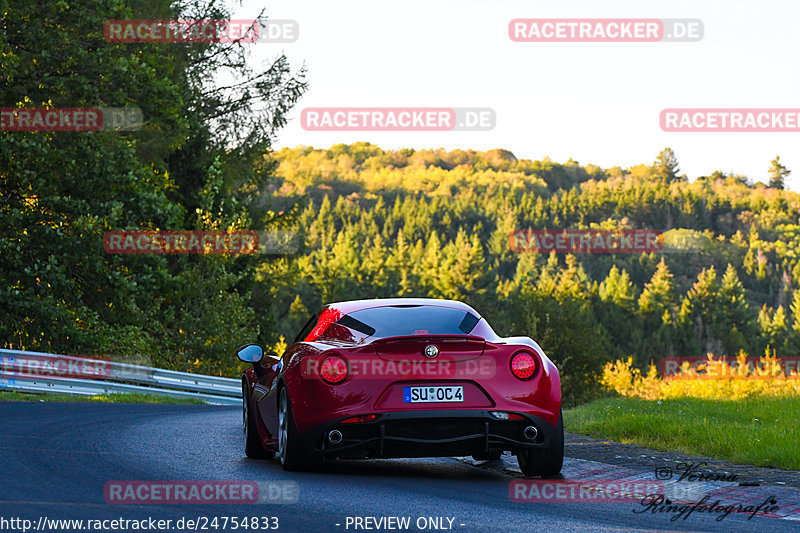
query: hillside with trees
[{"left": 256, "top": 143, "right": 800, "bottom": 404}]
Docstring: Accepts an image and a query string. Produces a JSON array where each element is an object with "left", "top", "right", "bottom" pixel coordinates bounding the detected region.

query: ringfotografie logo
[
  {"left": 634, "top": 494, "right": 779, "bottom": 522},
  {"left": 654, "top": 462, "right": 739, "bottom": 483}
]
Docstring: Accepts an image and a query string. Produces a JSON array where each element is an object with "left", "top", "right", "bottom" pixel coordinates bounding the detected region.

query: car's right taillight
[
  {"left": 510, "top": 352, "right": 537, "bottom": 380},
  {"left": 319, "top": 355, "right": 349, "bottom": 384}
]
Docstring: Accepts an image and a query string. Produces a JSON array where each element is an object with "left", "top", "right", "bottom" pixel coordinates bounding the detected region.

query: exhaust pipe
[
  {"left": 328, "top": 429, "right": 343, "bottom": 444},
  {"left": 523, "top": 425, "right": 538, "bottom": 441}
]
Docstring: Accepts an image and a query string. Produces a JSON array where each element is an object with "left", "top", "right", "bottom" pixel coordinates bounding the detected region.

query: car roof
[{"left": 324, "top": 298, "right": 481, "bottom": 317}]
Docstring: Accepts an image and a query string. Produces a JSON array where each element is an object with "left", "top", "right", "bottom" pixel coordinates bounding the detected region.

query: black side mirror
[{"left": 237, "top": 344, "right": 263, "bottom": 363}]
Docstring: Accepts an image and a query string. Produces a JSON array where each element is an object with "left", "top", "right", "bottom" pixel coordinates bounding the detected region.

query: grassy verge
[
  {"left": 0, "top": 390, "right": 205, "bottom": 405},
  {"left": 565, "top": 396, "right": 800, "bottom": 471}
]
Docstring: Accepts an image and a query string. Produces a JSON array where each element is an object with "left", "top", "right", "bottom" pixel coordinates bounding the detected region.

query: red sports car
[{"left": 237, "top": 298, "right": 563, "bottom": 476}]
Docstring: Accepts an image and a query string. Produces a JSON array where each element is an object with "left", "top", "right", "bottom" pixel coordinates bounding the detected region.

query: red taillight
[
  {"left": 340, "top": 414, "right": 378, "bottom": 424},
  {"left": 510, "top": 352, "right": 537, "bottom": 380},
  {"left": 320, "top": 355, "right": 348, "bottom": 384}
]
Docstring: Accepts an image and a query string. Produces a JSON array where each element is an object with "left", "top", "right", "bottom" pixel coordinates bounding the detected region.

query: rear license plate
[{"left": 403, "top": 385, "right": 464, "bottom": 403}]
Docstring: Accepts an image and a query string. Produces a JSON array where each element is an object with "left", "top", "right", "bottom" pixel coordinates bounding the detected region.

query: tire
[
  {"left": 516, "top": 410, "right": 564, "bottom": 477},
  {"left": 277, "top": 387, "right": 319, "bottom": 471},
  {"left": 472, "top": 450, "right": 502, "bottom": 461},
  {"left": 243, "top": 382, "right": 272, "bottom": 459}
]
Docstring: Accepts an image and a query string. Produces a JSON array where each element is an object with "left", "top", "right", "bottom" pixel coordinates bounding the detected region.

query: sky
[{"left": 231, "top": 0, "right": 800, "bottom": 190}]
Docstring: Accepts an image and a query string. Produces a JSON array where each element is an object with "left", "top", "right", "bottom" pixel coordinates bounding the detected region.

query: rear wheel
[
  {"left": 517, "top": 410, "right": 564, "bottom": 477},
  {"left": 243, "top": 383, "right": 272, "bottom": 459},
  {"left": 277, "top": 388, "right": 319, "bottom": 471}
]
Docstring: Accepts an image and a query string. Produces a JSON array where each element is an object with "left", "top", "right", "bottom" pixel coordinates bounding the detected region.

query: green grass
[
  {"left": 565, "top": 396, "right": 800, "bottom": 471},
  {"left": 0, "top": 390, "right": 205, "bottom": 405}
]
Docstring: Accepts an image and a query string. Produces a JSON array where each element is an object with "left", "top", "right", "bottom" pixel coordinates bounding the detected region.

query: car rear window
[{"left": 337, "top": 305, "right": 480, "bottom": 339}]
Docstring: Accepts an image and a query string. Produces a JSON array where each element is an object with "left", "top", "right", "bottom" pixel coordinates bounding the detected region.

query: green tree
[
  {"left": 655, "top": 147, "right": 681, "bottom": 182},
  {"left": 437, "top": 230, "right": 490, "bottom": 304},
  {"left": 633, "top": 259, "right": 677, "bottom": 363},
  {"left": 638, "top": 259, "right": 675, "bottom": 318},
  {"left": 768, "top": 156, "right": 791, "bottom": 190},
  {"left": 715, "top": 264, "right": 756, "bottom": 355},
  {"left": 596, "top": 265, "right": 640, "bottom": 362},
  {"left": 599, "top": 266, "right": 637, "bottom": 309},
  {"left": 678, "top": 267, "right": 721, "bottom": 355}
]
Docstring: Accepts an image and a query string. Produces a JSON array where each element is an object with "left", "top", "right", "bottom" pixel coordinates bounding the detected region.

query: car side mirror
[{"left": 237, "top": 344, "right": 264, "bottom": 363}]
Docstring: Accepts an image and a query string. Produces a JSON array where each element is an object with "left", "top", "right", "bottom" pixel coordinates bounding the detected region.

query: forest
[{"left": 255, "top": 143, "right": 800, "bottom": 404}]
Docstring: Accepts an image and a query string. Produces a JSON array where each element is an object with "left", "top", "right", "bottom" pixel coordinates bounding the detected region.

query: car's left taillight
[{"left": 319, "top": 355, "right": 348, "bottom": 384}]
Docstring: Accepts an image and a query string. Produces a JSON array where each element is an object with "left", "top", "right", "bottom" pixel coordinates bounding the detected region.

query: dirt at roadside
[{"left": 565, "top": 432, "right": 800, "bottom": 489}]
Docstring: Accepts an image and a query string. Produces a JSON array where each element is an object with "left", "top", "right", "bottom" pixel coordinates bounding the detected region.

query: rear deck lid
[{"left": 371, "top": 335, "right": 486, "bottom": 363}]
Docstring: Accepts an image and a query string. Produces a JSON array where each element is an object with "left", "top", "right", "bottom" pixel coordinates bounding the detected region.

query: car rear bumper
[{"left": 302, "top": 409, "right": 558, "bottom": 459}]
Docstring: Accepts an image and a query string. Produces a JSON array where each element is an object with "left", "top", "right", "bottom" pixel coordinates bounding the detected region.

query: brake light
[
  {"left": 510, "top": 352, "right": 537, "bottom": 380},
  {"left": 320, "top": 355, "right": 348, "bottom": 384},
  {"left": 340, "top": 414, "right": 378, "bottom": 424}
]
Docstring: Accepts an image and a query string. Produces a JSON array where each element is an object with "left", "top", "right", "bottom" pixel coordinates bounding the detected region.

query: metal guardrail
[{"left": 0, "top": 349, "right": 242, "bottom": 405}]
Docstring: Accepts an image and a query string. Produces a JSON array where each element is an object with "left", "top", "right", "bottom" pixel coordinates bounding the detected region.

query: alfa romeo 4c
[{"left": 238, "top": 298, "right": 563, "bottom": 476}]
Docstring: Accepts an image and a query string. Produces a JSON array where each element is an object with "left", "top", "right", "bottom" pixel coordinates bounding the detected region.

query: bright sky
[{"left": 233, "top": 0, "right": 800, "bottom": 190}]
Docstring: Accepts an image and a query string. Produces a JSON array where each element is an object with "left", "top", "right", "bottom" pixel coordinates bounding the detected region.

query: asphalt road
[{"left": 1, "top": 402, "right": 798, "bottom": 533}]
